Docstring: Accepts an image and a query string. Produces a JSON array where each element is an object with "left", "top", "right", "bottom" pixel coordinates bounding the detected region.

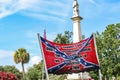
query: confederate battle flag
[{"left": 39, "top": 34, "right": 99, "bottom": 74}]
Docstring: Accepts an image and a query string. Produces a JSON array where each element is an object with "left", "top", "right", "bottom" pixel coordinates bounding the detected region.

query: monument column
[
  {"left": 71, "top": 0, "right": 83, "bottom": 43},
  {"left": 67, "top": 0, "right": 83, "bottom": 80}
]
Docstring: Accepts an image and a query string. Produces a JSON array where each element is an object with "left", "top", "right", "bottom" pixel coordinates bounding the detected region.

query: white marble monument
[
  {"left": 71, "top": 0, "right": 83, "bottom": 43},
  {"left": 67, "top": 0, "right": 90, "bottom": 80}
]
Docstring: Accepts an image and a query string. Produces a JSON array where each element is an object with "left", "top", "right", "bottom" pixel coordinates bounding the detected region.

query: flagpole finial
[{"left": 44, "top": 28, "right": 46, "bottom": 39}]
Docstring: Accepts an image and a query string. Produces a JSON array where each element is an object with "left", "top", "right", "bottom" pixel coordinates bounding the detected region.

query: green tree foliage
[
  {"left": 91, "top": 23, "right": 120, "bottom": 80},
  {"left": 90, "top": 70, "right": 99, "bottom": 80},
  {"left": 0, "top": 66, "right": 4, "bottom": 71},
  {"left": 101, "top": 23, "right": 120, "bottom": 79},
  {"left": 26, "top": 60, "right": 43, "bottom": 80},
  {"left": 53, "top": 31, "right": 73, "bottom": 44},
  {"left": 14, "top": 48, "right": 30, "bottom": 80}
]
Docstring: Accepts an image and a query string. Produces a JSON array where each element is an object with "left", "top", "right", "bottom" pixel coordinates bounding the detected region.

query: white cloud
[
  {"left": 0, "top": 0, "right": 17, "bottom": 18},
  {"left": 89, "top": 0, "right": 95, "bottom": 4},
  {"left": 20, "top": 0, "right": 71, "bottom": 22},
  {"left": 30, "top": 56, "right": 41, "bottom": 65},
  {"left": 0, "top": 0, "right": 39, "bottom": 18},
  {"left": 0, "top": 50, "right": 14, "bottom": 59},
  {"left": 0, "top": 0, "right": 71, "bottom": 22},
  {"left": 88, "top": 0, "right": 96, "bottom": 4},
  {"left": 0, "top": 0, "right": 13, "bottom": 6},
  {"left": 18, "top": 0, "right": 39, "bottom": 10}
]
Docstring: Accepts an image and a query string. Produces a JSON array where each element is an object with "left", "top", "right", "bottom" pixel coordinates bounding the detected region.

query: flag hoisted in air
[{"left": 39, "top": 34, "right": 100, "bottom": 74}]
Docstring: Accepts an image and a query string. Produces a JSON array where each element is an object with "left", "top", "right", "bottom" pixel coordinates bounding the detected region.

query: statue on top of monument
[{"left": 73, "top": 0, "right": 79, "bottom": 17}]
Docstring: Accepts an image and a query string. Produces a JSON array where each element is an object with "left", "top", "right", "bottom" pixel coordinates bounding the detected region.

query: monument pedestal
[{"left": 66, "top": 72, "right": 91, "bottom": 80}]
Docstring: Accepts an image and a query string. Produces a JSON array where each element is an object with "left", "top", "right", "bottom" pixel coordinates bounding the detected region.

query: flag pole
[
  {"left": 93, "top": 33, "right": 102, "bottom": 80},
  {"left": 44, "top": 28, "right": 46, "bottom": 39},
  {"left": 42, "top": 64, "right": 44, "bottom": 80},
  {"left": 37, "top": 33, "right": 49, "bottom": 80}
]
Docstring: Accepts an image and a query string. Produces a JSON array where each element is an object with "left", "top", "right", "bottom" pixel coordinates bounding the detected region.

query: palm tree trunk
[{"left": 22, "top": 62, "right": 26, "bottom": 80}]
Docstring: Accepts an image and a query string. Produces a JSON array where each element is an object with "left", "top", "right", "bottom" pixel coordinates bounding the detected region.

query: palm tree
[{"left": 14, "top": 48, "right": 30, "bottom": 80}]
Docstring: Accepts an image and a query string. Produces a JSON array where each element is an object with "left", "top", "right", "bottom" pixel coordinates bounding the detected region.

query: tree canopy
[
  {"left": 53, "top": 31, "right": 73, "bottom": 44},
  {"left": 26, "top": 60, "right": 43, "bottom": 80},
  {"left": 91, "top": 23, "right": 120, "bottom": 80}
]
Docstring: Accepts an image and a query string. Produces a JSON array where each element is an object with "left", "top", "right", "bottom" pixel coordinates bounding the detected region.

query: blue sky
[{"left": 0, "top": 0, "right": 120, "bottom": 71}]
